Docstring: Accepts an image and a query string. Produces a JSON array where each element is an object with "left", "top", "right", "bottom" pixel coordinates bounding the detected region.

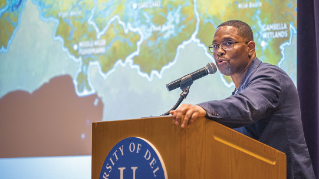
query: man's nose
[{"left": 216, "top": 45, "right": 225, "bottom": 56}]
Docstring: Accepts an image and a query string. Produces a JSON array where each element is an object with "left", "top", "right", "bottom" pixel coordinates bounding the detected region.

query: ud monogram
[
  {"left": 100, "top": 137, "right": 168, "bottom": 179},
  {"left": 118, "top": 167, "right": 137, "bottom": 179}
]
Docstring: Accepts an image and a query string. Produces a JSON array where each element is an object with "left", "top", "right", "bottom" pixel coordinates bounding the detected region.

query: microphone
[{"left": 166, "top": 63, "right": 217, "bottom": 91}]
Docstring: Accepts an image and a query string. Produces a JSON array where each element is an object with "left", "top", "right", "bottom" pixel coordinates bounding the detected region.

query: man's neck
[
  {"left": 231, "top": 56, "right": 256, "bottom": 89},
  {"left": 231, "top": 73, "right": 247, "bottom": 89}
]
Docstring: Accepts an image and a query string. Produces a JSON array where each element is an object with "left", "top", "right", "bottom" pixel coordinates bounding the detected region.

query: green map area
[
  {"left": 0, "top": 0, "right": 297, "bottom": 118},
  {"left": 196, "top": 0, "right": 297, "bottom": 83},
  {"left": 0, "top": 0, "right": 25, "bottom": 50}
]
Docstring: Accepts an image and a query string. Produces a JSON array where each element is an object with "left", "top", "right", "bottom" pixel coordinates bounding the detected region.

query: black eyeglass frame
[{"left": 208, "top": 41, "right": 249, "bottom": 53}]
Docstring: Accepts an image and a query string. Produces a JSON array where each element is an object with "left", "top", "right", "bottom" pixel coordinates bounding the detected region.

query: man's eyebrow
[
  {"left": 212, "top": 37, "right": 235, "bottom": 44},
  {"left": 222, "top": 37, "right": 235, "bottom": 41}
]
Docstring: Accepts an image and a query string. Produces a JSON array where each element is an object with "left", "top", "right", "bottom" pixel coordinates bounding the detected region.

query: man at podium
[{"left": 170, "top": 20, "right": 315, "bottom": 179}]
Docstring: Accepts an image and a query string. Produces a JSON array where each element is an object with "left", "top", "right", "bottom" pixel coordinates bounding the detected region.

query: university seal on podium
[{"left": 100, "top": 137, "right": 168, "bottom": 179}]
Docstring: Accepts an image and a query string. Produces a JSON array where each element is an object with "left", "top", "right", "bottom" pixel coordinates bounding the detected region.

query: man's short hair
[{"left": 218, "top": 20, "right": 254, "bottom": 41}]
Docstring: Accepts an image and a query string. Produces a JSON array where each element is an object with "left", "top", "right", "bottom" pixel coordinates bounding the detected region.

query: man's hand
[{"left": 170, "top": 104, "right": 207, "bottom": 128}]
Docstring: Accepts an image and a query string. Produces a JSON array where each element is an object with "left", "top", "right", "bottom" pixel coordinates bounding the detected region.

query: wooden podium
[{"left": 92, "top": 116, "right": 286, "bottom": 178}]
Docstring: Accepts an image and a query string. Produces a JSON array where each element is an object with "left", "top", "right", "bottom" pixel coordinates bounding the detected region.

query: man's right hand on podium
[{"left": 170, "top": 104, "right": 207, "bottom": 129}]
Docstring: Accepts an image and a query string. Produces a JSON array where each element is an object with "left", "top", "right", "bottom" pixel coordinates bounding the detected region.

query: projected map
[{"left": 0, "top": 0, "right": 297, "bottom": 158}]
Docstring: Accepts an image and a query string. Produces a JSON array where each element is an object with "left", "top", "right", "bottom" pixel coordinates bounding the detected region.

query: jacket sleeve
[{"left": 197, "top": 67, "right": 282, "bottom": 128}]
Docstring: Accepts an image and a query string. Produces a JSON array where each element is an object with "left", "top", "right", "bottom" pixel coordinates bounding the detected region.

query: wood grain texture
[
  {"left": 92, "top": 116, "right": 286, "bottom": 179},
  {"left": 205, "top": 118, "right": 286, "bottom": 179},
  {"left": 92, "top": 116, "right": 182, "bottom": 179}
]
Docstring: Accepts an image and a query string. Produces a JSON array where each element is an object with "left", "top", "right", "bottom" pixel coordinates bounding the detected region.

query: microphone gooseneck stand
[{"left": 161, "top": 74, "right": 193, "bottom": 116}]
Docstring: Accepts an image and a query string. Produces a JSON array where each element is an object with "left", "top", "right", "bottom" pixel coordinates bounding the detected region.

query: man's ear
[{"left": 247, "top": 41, "right": 256, "bottom": 57}]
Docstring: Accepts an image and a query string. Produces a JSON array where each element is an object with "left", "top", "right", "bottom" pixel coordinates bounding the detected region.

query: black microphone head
[{"left": 206, "top": 63, "right": 217, "bottom": 74}]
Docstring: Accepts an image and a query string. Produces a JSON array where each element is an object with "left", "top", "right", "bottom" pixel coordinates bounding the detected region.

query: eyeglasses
[{"left": 208, "top": 41, "right": 249, "bottom": 53}]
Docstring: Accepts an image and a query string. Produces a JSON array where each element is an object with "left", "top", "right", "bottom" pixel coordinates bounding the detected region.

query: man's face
[{"left": 212, "top": 26, "right": 251, "bottom": 76}]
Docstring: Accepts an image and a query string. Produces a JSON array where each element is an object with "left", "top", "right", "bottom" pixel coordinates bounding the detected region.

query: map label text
[
  {"left": 262, "top": 23, "right": 288, "bottom": 39},
  {"left": 138, "top": 1, "right": 161, "bottom": 9},
  {"left": 238, "top": 2, "right": 262, "bottom": 9},
  {"left": 78, "top": 39, "right": 106, "bottom": 56}
]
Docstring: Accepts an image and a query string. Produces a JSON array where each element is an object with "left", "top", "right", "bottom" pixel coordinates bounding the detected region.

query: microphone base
[{"left": 160, "top": 86, "right": 190, "bottom": 116}]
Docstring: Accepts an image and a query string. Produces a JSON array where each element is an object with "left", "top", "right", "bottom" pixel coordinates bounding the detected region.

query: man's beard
[{"left": 218, "top": 65, "right": 233, "bottom": 76}]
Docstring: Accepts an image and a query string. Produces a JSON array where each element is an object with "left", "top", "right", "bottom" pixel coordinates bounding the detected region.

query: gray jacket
[{"left": 198, "top": 57, "right": 315, "bottom": 179}]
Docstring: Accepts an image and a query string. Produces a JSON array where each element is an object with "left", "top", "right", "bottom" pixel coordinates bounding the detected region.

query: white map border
[{"left": 1, "top": 0, "right": 298, "bottom": 97}]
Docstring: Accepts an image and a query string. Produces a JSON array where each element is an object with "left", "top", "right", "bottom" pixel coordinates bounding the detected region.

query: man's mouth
[{"left": 217, "top": 58, "right": 227, "bottom": 64}]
